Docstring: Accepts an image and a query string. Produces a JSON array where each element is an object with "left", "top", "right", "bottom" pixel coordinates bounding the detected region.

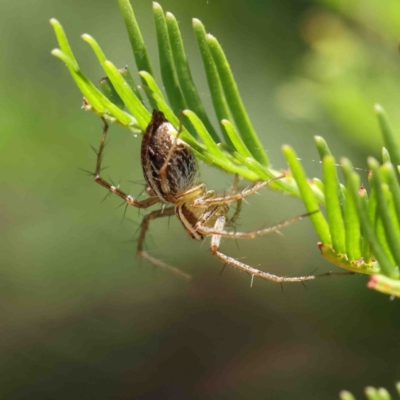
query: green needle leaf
[
  {"left": 183, "top": 110, "right": 225, "bottom": 159},
  {"left": 212, "top": 147, "right": 260, "bottom": 181},
  {"left": 81, "top": 34, "right": 107, "bottom": 63},
  {"left": 51, "top": 20, "right": 137, "bottom": 127},
  {"left": 183, "top": 111, "right": 260, "bottom": 178},
  {"left": 50, "top": 19, "right": 78, "bottom": 69},
  {"left": 219, "top": 148, "right": 272, "bottom": 182},
  {"left": 166, "top": 12, "right": 220, "bottom": 143},
  {"left": 139, "top": 85, "right": 195, "bottom": 146},
  {"left": 375, "top": 104, "right": 400, "bottom": 180},
  {"left": 314, "top": 135, "right": 332, "bottom": 159},
  {"left": 51, "top": 48, "right": 133, "bottom": 127},
  {"left": 117, "top": 0, "right": 154, "bottom": 75},
  {"left": 50, "top": 20, "right": 104, "bottom": 112},
  {"left": 312, "top": 178, "right": 324, "bottom": 194},
  {"left": 219, "top": 145, "right": 297, "bottom": 192},
  {"left": 382, "top": 162, "right": 400, "bottom": 229},
  {"left": 50, "top": 48, "right": 78, "bottom": 74},
  {"left": 377, "top": 387, "right": 392, "bottom": 400},
  {"left": 395, "top": 382, "right": 400, "bottom": 396},
  {"left": 341, "top": 158, "right": 398, "bottom": 278},
  {"left": 207, "top": 34, "right": 269, "bottom": 167},
  {"left": 375, "top": 215, "right": 394, "bottom": 266},
  {"left": 99, "top": 76, "right": 125, "bottom": 110},
  {"left": 51, "top": 48, "right": 104, "bottom": 110},
  {"left": 382, "top": 147, "right": 391, "bottom": 163},
  {"left": 221, "top": 119, "right": 253, "bottom": 158},
  {"left": 192, "top": 18, "right": 233, "bottom": 146},
  {"left": 364, "top": 387, "right": 380, "bottom": 400},
  {"left": 120, "top": 67, "right": 143, "bottom": 102},
  {"left": 83, "top": 34, "right": 143, "bottom": 103},
  {"left": 117, "top": 0, "right": 156, "bottom": 108},
  {"left": 315, "top": 136, "right": 345, "bottom": 210},
  {"left": 153, "top": 2, "right": 186, "bottom": 115},
  {"left": 283, "top": 145, "right": 331, "bottom": 244},
  {"left": 339, "top": 391, "right": 356, "bottom": 400},
  {"left": 344, "top": 175, "right": 362, "bottom": 261},
  {"left": 382, "top": 183, "right": 400, "bottom": 241},
  {"left": 103, "top": 60, "right": 150, "bottom": 129},
  {"left": 368, "top": 157, "right": 400, "bottom": 269},
  {"left": 323, "top": 155, "right": 346, "bottom": 254},
  {"left": 81, "top": 34, "right": 147, "bottom": 123},
  {"left": 360, "top": 186, "right": 372, "bottom": 264},
  {"left": 139, "top": 71, "right": 167, "bottom": 102}
]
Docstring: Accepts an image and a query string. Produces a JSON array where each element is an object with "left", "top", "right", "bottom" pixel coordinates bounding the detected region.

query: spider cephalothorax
[{"left": 93, "top": 110, "right": 343, "bottom": 283}]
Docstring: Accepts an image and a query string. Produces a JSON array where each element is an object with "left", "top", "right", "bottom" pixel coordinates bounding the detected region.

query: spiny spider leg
[
  {"left": 174, "top": 183, "right": 207, "bottom": 203},
  {"left": 137, "top": 207, "right": 192, "bottom": 281},
  {"left": 94, "top": 118, "right": 160, "bottom": 209},
  {"left": 192, "top": 174, "right": 286, "bottom": 207},
  {"left": 226, "top": 199, "right": 242, "bottom": 227},
  {"left": 197, "top": 210, "right": 319, "bottom": 239},
  {"left": 226, "top": 174, "right": 242, "bottom": 227},
  {"left": 209, "top": 215, "right": 350, "bottom": 283}
]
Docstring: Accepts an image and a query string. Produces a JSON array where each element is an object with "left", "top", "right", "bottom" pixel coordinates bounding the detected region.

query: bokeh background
[{"left": 1, "top": 0, "right": 400, "bottom": 399}]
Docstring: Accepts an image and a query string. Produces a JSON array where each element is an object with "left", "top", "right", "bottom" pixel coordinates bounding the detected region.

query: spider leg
[
  {"left": 197, "top": 210, "right": 318, "bottom": 239},
  {"left": 226, "top": 198, "right": 242, "bottom": 227},
  {"left": 209, "top": 215, "right": 353, "bottom": 283},
  {"left": 192, "top": 174, "right": 286, "bottom": 207},
  {"left": 226, "top": 199, "right": 243, "bottom": 226},
  {"left": 231, "top": 173, "right": 240, "bottom": 194},
  {"left": 94, "top": 118, "right": 160, "bottom": 209},
  {"left": 174, "top": 184, "right": 207, "bottom": 203},
  {"left": 137, "top": 206, "right": 192, "bottom": 281},
  {"left": 226, "top": 174, "right": 242, "bottom": 226}
]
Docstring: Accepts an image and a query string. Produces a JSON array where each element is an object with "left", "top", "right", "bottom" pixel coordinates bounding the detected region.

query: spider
[{"left": 93, "top": 110, "right": 341, "bottom": 283}]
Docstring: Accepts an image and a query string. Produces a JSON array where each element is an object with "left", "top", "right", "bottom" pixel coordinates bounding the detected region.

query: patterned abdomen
[{"left": 141, "top": 110, "right": 200, "bottom": 203}]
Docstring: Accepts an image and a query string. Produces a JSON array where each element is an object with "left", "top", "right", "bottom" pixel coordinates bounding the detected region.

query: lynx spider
[{"left": 93, "top": 110, "right": 344, "bottom": 283}]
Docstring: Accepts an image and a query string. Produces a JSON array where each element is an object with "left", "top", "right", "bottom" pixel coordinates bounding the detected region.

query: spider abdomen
[{"left": 141, "top": 110, "right": 199, "bottom": 203}]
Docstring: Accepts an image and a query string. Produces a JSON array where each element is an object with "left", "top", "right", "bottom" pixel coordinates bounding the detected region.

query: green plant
[
  {"left": 340, "top": 382, "right": 400, "bottom": 400},
  {"left": 50, "top": 0, "right": 400, "bottom": 296}
]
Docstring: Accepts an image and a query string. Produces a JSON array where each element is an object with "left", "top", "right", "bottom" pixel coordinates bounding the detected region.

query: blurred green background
[{"left": 1, "top": 0, "right": 400, "bottom": 399}]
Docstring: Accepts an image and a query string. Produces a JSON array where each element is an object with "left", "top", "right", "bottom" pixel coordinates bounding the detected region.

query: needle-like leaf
[
  {"left": 323, "top": 155, "right": 346, "bottom": 254},
  {"left": 283, "top": 146, "right": 331, "bottom": 244}
]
